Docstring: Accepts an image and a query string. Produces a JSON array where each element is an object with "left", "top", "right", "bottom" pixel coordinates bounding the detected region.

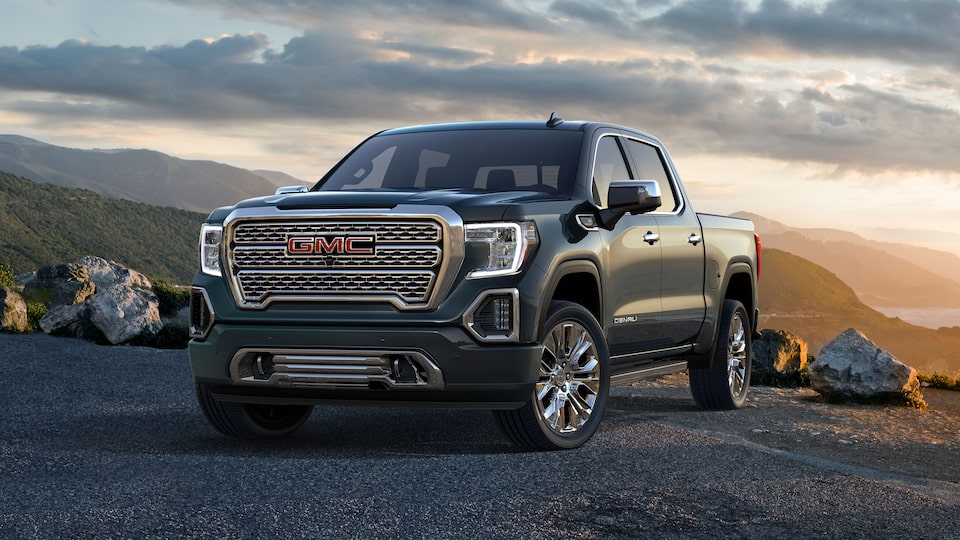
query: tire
[
  {"left": 689, "top": 299, "right": 752, "bottom": 410},
  {"left": 496, "top": 301, "right": 610, "bottom": 450},
  {"left": 195, "top": 380, "right": 313, "bottom": 439}
]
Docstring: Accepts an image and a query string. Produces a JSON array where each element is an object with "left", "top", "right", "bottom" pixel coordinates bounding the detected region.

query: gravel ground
[{"left": 1, "top": 332, "right": 958, "bottom": 539}]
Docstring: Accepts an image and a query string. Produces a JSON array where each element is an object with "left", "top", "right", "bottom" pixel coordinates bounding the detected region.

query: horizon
[{"left": 2, "top": 0, "right": 959, "bottom": 256}]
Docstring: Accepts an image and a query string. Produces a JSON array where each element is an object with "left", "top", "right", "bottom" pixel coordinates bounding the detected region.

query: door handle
[
  {"left": 643, "top": 231, "right": 660, "bottom": 245},
  {"left": 687, "top": 233, "right": 702, "bottom": 246}
]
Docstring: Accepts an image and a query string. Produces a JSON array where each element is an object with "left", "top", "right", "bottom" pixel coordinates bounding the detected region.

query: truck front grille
[{"left": 225, "top": 217, "right": 453, "bottom": 309}]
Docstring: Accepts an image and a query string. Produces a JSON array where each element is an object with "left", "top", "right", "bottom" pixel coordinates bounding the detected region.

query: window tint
[
  {"left": 592, "top": 136, "right": 631, "bottom": 207},
  {"left": 623, "top": 139, "right": 678, "bottom": 212},
  {"left": 317, "top": 129, "right": 582, "bottom": 196}
]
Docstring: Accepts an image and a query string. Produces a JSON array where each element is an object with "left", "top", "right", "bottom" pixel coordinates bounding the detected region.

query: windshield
[{"left": 314, "top": 129, "right": 583, "bottom": 196}]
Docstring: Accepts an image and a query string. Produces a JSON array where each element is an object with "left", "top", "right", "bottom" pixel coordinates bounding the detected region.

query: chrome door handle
[
  {"left": 688, "top": 233, "right": 702, "bottom": 246},
  {"left": 643, "top": 231, "right": 660, "bottom": 245}
]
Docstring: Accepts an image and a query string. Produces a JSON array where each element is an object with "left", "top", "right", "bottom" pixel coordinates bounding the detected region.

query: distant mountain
[
  {"left": 760, "top": 248, "right": 960, "bottom": 373},
  {"left": 253, "top": 170, "right": 313, "bottom": 190},
  {"left": 0, "top": 135, "right": 307, "bottom": 213},
  {"left": 736, "top": 212, "right": 960, "bottom": 308},
  {"left": 0, "top": 171, "right": 203, "bottom": 283}
]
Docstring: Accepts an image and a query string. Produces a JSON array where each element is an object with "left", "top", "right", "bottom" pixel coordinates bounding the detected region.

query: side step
[{"left": 610, "top": 361, "right": 687, "bottom": 387}]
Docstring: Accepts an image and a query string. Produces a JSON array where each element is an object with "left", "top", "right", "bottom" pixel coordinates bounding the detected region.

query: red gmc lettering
[
  {"left": 286, "top": 236, "right": 375, "bottom": 255},
  {"left": 287, "top": 237, "right": 315, "bottom": 254},
  {"left": 344, "top": 236, "right": 374, "bottom": 255}
]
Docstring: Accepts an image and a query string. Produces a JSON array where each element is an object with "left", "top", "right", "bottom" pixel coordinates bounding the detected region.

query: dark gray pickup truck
[{"left": 189, "top": 114, "right": 761, "bottom": 450}]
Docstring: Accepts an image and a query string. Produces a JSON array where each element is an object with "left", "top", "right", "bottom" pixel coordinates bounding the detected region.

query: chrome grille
[
  {"left": 226, "top": 218, "right": 446, "bottom": 308},
  {"left": 234, "top": 221, "right": 440, "bottom": 244}
]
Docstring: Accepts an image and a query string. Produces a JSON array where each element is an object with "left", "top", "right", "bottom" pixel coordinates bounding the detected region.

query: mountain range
[
  {"left": 760, "top": 248, "right": 960, "bottom": 373},
  {"left": 0, "top": 135, "right": 309, "bottom": 214},
  {"left": 736, "top": 212, "right": 960, "bottom": 309},
  {"left": 0, "top": 171, "right": 203, "bottom": 283}
]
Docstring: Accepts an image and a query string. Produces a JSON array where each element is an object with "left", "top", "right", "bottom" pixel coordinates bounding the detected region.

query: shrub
[
  {"left": 751, "top": 368, "right": 810, "bottom": 388},
  {"left": 153, "top": 281, "right": 190, "bottom": 317},
  {"left": 25, "top": 302, "right": 47, "bottom": 331},
  {"left": 131, "top": 323, "right": 189, "bottom": 349},
  {"left": 918, "top": 371, "right": 960, "bottom": 392},
  {"left": 0, "top": 263, "right": 14, "bottom": 287}
]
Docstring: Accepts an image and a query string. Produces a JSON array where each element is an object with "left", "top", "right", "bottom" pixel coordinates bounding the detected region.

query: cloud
[
  {"left": 1, "top": 0, "right": 959, "bottom": 177},
  {"left": 164, "top": 0, "right": 552, "bottom": 32},
  {"left": 645, "top": 0, "right": 960, "bottom": 70}
]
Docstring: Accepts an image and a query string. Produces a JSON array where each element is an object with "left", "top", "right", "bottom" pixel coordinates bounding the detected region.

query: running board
[{"left": 610, "top": 361, "right": 687, "bottom": 387}]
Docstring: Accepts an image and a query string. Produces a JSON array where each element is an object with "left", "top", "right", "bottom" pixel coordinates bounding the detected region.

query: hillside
[
  {"left": 0, "top": 135, "right": 305, "bottom": 213},
  {"left": 737, "top": 212, "right": 960, "bottom": 308},
  {"left": 0, "top": 171, "right": 203, "bottom": 283},
  {"left": 760, "top": 248, "right": 960, "bottom": 373}
]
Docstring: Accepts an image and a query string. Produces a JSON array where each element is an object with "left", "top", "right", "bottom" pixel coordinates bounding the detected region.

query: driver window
[{"left": 593, "top": 136, "right": 631, "bottom": 207}]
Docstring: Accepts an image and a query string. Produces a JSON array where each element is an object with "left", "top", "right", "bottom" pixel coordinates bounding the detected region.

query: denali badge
[{"left": 286, "top": 235, "right": 376, "bottom": 256}]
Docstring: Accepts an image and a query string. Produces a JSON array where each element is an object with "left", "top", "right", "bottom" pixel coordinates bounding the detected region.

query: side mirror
[
  {"left": 275, "top": 185, "right": 308, "bottom": 195},
  {"left": 598, "top": 180, "right": 662, "bottom": 229}
]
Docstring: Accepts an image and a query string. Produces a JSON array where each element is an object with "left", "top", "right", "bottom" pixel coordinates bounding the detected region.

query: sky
[{"left": 2, "top": 0, "right": 959, "bottom": 255}]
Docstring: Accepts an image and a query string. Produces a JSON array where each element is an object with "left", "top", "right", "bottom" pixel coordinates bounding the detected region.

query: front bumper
[{"left": 189, "top": 323, "right": 542, "bottom": 408}]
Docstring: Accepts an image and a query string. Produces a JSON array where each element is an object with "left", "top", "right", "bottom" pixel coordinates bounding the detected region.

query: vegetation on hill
[
  {"left": 760, "top": 248, "right": 960, "bottom": 373},
  {"left": 0, "top": 171, "right": 204, "bottom": 283}
]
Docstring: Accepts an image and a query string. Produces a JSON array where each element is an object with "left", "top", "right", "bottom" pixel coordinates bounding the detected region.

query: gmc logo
[{"left": 286, "top": 235, "right": 376, "bottom": 256}]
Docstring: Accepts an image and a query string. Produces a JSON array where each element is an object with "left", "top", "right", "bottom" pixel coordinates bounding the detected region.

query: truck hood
[{"left": 214, "top": 189, "right": 563, "bottom": 223}]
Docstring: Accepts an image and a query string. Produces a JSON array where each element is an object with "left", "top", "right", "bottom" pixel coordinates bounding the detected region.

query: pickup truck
[{"left": 189, "top": 114, "right": 761, "bottom": 450}]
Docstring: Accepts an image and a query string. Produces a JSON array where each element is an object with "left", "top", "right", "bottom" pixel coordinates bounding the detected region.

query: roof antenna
[{"left": 546, "top": 112, "right": 564, "bottom": 128}]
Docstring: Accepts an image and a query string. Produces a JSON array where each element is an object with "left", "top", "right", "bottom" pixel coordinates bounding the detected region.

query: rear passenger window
[
  {"left": 593, "top": 136, "right": 631, "bottom": 207},
  {"left": 623, "top": 139, "right": 678, "bottom": 212}
]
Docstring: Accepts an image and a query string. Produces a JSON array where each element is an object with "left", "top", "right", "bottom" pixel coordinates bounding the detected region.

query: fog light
[
  {"left": 189, "top": 287, "right": 215, "bottom": 339},
  {"left": 463, "top": 289, "right": 519, "bottom": 342},
  {"left": 492, "top": 297, "right": 512, "bottom": 331}
]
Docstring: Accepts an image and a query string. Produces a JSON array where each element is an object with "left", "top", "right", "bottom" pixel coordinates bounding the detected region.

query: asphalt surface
[{"left": 1, "top": 332, "right": 958, "bottom": 539}]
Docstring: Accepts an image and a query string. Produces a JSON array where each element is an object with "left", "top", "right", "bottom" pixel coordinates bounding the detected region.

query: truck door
[
  {"left": 593, "top": 134, "right": 663, "bottom": 358},
  {"left": 622, "top": 138, "right": 706, "bottom": 346}
]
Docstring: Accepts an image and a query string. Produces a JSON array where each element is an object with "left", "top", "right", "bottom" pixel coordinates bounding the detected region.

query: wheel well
[
  {"left": 725, "top": 271, "right": 755, "bottom": 324},
  {"left": 551, "top": 272, "right": 601, "bottom": 322}
]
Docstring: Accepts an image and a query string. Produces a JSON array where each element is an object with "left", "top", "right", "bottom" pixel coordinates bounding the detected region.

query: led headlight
[
  {"left": 199, "top": 224, "right": 223, "bottom": 277},
  {"left": 465, "top": 221, "right": 538, "bottom": 278}
]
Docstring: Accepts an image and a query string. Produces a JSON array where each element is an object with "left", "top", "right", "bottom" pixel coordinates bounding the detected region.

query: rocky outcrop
[
  {"left": 0, "top": 287, "right": 30, "bottom": 333},
  {"left": 30, "top": 257, "right": 163, "bottom": 345},
  {"left": 752, "top": 329, "right": 808, "bottom": 374},
  {"left": 808, "top": 328, "right": 925, "bottom": 408},
  {"left": 22, "top": 263, "right": 95, "bottom": 308}
]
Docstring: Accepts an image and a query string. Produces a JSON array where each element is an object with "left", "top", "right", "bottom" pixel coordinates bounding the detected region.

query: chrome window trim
[
  {"left": 588, "top": 132, "right": 685, "bottom": 217},
  {"left": 620, "top": 135, "right": 685, "bottom": 217},
  {"left": 221, "top": 205, "right": 464, "bottom": 310}
]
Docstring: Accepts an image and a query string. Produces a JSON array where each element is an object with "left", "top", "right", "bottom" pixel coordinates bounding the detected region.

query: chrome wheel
[
  {"left": 727, "top": 310, "right": 747, "bottom": 399},
  {"left": 536, "top": 320, "right": 601, "bottom": 435},
  {"left": 494, "top": 301, "right": 610, "bottom": 450}
]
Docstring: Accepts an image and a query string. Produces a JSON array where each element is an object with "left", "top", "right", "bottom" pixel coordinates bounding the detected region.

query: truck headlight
[
  {"left": 465, "top": 221, "right": 538, "bottom": 278},
  {"left": 199, "top": 224, "right": 223, "bottom": 277}
]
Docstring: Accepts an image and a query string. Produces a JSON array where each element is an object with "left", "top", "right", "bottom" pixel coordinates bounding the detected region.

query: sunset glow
[{"left": 2, "top": 0, "right": 959, "bottom": 254}]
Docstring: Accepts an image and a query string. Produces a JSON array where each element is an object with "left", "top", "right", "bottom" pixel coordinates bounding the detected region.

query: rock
[
  {"left": 77, "top": 256, "right": 152, "bottom": 290},
  {"left": 40, "top": 303, "right": 94, "bottom": 338},
  {"left": 808, "top": 328, "right": 925, "bottom": 408},
  {"left": 23, "top": 263, "right": 96, "bottom": 308},
  {"left": 752, "top": 329, "right": 808, "bottom": 374},
  {"left": 88, "top": 283, "right": 163, "bottom": 344},
  {"left": 31, "top": 257, "right": 163, "bottom": 345},
  {"left": 1, "top": 287, "right": 30, "bottom": 333}
]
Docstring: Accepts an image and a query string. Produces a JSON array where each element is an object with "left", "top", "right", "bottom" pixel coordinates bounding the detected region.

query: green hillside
[
  {"left": 0, "top": 171, "right": 204, "bottom": 283},
  {"left": 760, "top": 248, "right": 960, "bottom": 373}
]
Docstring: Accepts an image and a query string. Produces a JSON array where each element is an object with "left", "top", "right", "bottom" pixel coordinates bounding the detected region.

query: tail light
[{"left": 754, "top": 233, "right": 762, "bottom": 280}]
